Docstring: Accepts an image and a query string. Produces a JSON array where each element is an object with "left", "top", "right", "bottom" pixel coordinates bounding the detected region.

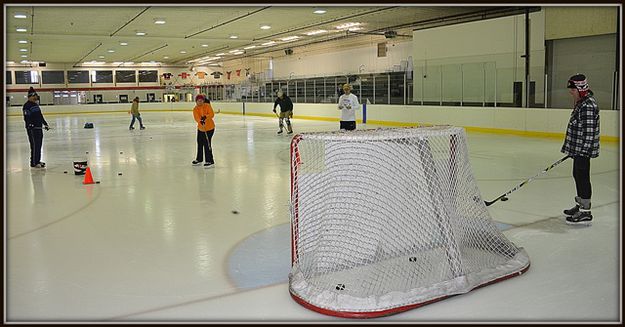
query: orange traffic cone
[{"left": 83, "top": 167, "right": 95, "bottom": 184}]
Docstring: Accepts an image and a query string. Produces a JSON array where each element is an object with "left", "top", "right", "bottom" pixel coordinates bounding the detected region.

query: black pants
[
  {"left": 27, "top": 128, "right": 44, "bottom": 166},
  {"left": 196, "top": 129, "right": 215, "bottom": 163},
  {"left": 340, "top": 121, "right": 356, "bottom": 131},
  {"left": 572, "top": 156, "right": 591, "bottom": 199}
]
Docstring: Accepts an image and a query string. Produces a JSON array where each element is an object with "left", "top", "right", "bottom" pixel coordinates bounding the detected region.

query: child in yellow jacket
[{"left": 192, "top": 94, "right": 216, "bottom": 167}]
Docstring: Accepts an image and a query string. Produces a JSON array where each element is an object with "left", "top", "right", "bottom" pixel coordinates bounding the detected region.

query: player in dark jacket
[
  {"left": 22, "top": 87, "right": 49, "bottom": 168},
  {"left": 561, "top": 74, "right": 600, "bottom": 225},
  {"left": 272, "top": 90, "right": 294, "bottom": 134}
]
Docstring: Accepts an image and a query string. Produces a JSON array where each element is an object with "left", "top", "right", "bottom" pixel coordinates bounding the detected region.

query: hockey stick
[{"left": 484, "top": 155, "right": 570, "bottom": 206}]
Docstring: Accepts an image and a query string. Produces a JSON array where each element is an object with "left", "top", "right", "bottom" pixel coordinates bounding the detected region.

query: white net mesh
[{"left": 289, "top": 126, "right": 530, "bottom": 318}]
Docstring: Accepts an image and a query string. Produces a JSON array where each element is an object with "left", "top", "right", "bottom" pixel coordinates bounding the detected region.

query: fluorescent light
[
  {"left": 135, "top": 31, "right": 146, "bottom": 36},
  {"left": 179, "top": 50, "right": 187, "bottom": 54},
  {"left": 215, "top": 53, "right": 226, "bottom": 56},
  {"left": 20, "top": 60, "right": 29, "bottom": 63},
  {"left": 348, "top": 27, "right": 363, "bottom": 31},
  {"left": 18, "top": 40, "right": 28, "bottom": 44},
  {"left": 201, "top": 44, "right": 208, "bottom": 47},
  {"left": 261, "top": 41, "right": 277, "bottom": 46},
  {"left": 120, "top": 42, "right": 128, "bottom": 46},
  {"left": 14, "top": 13, "right": 28, "bottom": 18},
  {"left": 209, "top": 63, "right": 219, "bottom": 66},
  {"left": 243, "top": 45, "right": 256, "bottom": 49},
  {"left": 107, "top": 49, "right": 115, "bottom": 53},
  {"left": 163, "top": 56, "right": 169, "bottom": 59},
  {"left": 232, "top": 51, "right": 244, "bottom": 55},
  {"left": 304, "top": 30, "right": 327, "bottom": 36},
  {"left": 229, "top": 49, "right": 241, "bottom": 53},
  {"left": 98, "top": 55, "right": 105, "bottom": 59},
  {"left": 281, "top": 36, "right": 300, "bottom": 42},
  {"left": 21, "top": 55, "right": 28, "bottom": 58},
  {"left": 260, "top": 25, "right": 271, "bottom": 30},
  {"left": 313, "top": 9, "right": 326, "bottom": 14},
  {"left": 336, "top": 22, "right": 361, "bottom": 30},
  {"left": 16, "top": 28, "right": 27, "bottom": 32},
  {"left": 229, "top": 35, "right": 238, "bottom": 39},
  {"left": 19, "top": 49, "right": 28, "bottom": 52},
  {"left": 7, "top": 61, "right": 15, "bottom": 64},
  {"left": 154, "top": 19, "right": 166, "bottom": 24}
]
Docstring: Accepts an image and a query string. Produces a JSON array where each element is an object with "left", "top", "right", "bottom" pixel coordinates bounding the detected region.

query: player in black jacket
[
  {"left": 23, "top": 87, "right": 49, "bottom": 168},
  {"left": 272, "top": 90, "right": 294, "bottom": 134}
]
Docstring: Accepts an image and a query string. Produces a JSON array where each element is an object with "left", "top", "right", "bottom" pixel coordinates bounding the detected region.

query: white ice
[{"left": 5, "top": 111, "right": 621, "bottom": 322}]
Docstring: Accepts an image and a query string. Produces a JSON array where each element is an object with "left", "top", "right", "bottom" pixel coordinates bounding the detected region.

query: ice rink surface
[{"left": 4, "top": 111, "right": 621, "bottom": 322}]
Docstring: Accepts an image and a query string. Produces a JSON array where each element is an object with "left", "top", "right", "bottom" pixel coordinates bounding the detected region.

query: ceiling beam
[
  {"left": 109, "top": 6, "right": 151, "bottom": 37},
  {"left": 72, "top": 42, "right": 103, "bottom": 67},
  {"left": 184, "top": 6, "right": 271, "bottom": 39}
]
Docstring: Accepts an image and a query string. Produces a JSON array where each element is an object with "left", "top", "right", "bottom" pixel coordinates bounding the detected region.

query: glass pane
[
  {"left": 138, "top": 70, "right": 158, "bottom": 83},
  {"left": 68, "top": 70, "right": 90, "bottom": 83},
  {"left": 495, "top": 67, "right": 518, "bottom": 107},
  {"left": 115, "top": 70, "right": 136, "bottom": 83},
  {"left": 484, "top": 62, "right": 496, "bottom": 106},
  {"left": 94, "top": 71, "right": 113, "bottom": 83},
  {"left": 411, "top": 66, "right": 423, "bottom": 104},
  {"left": 389, "top": 72, "right": 404, "bottom": 104},
  {"left": 323, "top": 77, "right": 337, "bottom": 103},
  {"left": 42, "top": 71, "right": 64, "bottom": 84},
  {"left": 373, "top": 74, "right": 388, "bottom": 104},
  {"left": 360, "top": 74, "right": 373, "bottom": 105},
  {"left": 294, "top": 80, "right": 304, "bottom": 103},
  {"left": 6, "top": 71, "right": 12, "bottom": 84},
  {"left": 14, "top": 70, "right": 35, "bottom": 84},
  {"left": 462, "top": 63, "right": 485, "bottom": 106},
  {"left": 306, "top": 78, "right": 320, "bottom": 103},
  {"left": 442, "top": 64, "right": 461, "bottom": 106},
  {"left": 423, "top": 65, "right": 441, "bottom": 105}
]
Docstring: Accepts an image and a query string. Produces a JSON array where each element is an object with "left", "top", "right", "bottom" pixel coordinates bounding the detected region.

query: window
[
  {"left": 93, "top": 70, "right": 113, "bottom": 83},
  {"left": 68, "top": 70, "right": 90, "bottom": 83},
  {"left": 42, "top": 71, "right": 65, "bottom": 84},
  {"left": 389, "top": 72, "right": 405, "bottom": 105},
  {"left": 15, "top": 70, "right": 39, "bottom": 84},
  {"left": 360, "top": 75, "right": 374, "bottom": 104},
  {"left": 138, "top": 70, "right": 158, "bottom": 83},
  {"left": 115, "top": 70, "right": 136, "bottom": 83},
  {"left": 6, "top": 71, "right": 12, "bottom": 84},
  {"left": 374, "top": 74, "right": 389, "bottom": 104}
]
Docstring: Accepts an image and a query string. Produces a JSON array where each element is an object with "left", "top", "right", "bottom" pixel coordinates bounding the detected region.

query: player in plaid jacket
[{"left": 561, "top": 74, "right": 600, "bottom": 226}]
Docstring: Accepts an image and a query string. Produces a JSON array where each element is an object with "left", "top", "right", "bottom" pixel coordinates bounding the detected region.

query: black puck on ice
[
  {"left": 232, "top": 210, "right": 239, "bottom": 214},
  {"left": 118, "top": 172, "right": 122, "bottom": 176},
  {"left": 86, "top": 151, "right": 89, "bottom": 154},
  {"left": 120, "top": 151, "right": 123, "bottom": 154},
  {"left": 96, "top": 181, "right": 100, "bottom": 184},
  {"left": 64, "top": 171, "right": 68, "bottom": 174}
]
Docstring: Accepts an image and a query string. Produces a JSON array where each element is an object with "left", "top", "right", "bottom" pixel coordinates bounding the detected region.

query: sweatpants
[
  {"left": 572, "top": 156, "right": 591, "bottom": 199},
  {"left": 27, "top": 128, "right": 44, "bottom": 166},
  {"left": 196, "top": 129, "right": 215, "bottom": 163}
]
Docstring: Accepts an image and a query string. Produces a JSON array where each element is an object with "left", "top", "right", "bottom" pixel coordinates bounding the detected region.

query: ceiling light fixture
[
  {"left": 304, "top": 30, "right": 327, "bottom": 36},
  {"left": 260, "top": 25, "right": 271, "bottom": 30},
  {"left": 154, "top": 18, "right": 166, "bottom": 25},
  {"left": 336, "top": 22, "right": 361, "bottom": 30},
  {"left": 21, "top": 55, "right": 28, "bottom": 58},
  {"left": 120, "top": 42, "right": 128, "bottom": 46},
  {"left": 18, "top": 40, "right": 28, "bottom": 44},
  {"left": 16, "top": 28, "right": 27, "bottom": 32},
  {"left": 107, "top": 49, "right": 115, "bottom": 53},
  {"left": 135, "top": 31, "right": 146, "bottom": 36},
  {"left": 243, "top": 45, "right": 256, "bottom": 49},
  {"left": 201, "top": 44, "right": 209, "bottom": 47},
  {"left": 19, "top": 49, "right": 28, "bottom": 52},
  {"left": 163, "top": 56, "right": 169, "bottom": 59},
  {"left": 261, "top": 41, "right": 277, "bottom": 46},
  {"left": 281, "top": 36, "right": 300, "bottom": 42},
  {"left": 14, "top": 13, "right": 28, "bottom": 19},
  {"left": 313, "top": 9, "right": 327, "bottom": 14},
  {"left": 179, "top": 50, "right": 187, "bottom": 54},
  {"left": 229, "top": 35, "right": 239, "bottom": 39},
  {"left": 215, "top": 53, "right": 226, "bottom": 56}
]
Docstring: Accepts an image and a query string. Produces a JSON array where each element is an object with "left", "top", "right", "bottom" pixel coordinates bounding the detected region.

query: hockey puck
[
  {"left": 64, "top": 171, "right": 68, "bottom": 174},
  {"left": 231, "top": 210, "right": 239, "bottom": 214},
  {"left": 86, "top": 151, "right": 89, "bottom": 154},
  {"left": 120, "top": 151, "right": 123, "bottom": 154},
  {"left": 96, "top": 181, "right": 100, "bottom": 184},
  {"left": 118, "top": 172, "right": 122, "bottom": 176}
]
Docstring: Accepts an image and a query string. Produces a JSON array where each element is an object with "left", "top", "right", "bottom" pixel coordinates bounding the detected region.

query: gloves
[
  {"left": 272, "top": 109, "right": 276, "bottom": 113},
  {"left": 44, "top": 125, "right": 50, "bottom": 131},
  {"left": 200, "top": 115, "right": 206, "bottom": 125}
]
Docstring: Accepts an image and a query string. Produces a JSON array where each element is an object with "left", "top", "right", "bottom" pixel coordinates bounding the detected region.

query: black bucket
[{"left": 73, "top": 160, "right": 88, "bottom": 175}]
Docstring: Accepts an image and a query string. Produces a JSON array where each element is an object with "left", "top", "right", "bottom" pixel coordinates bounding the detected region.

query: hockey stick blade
[{"left": 484, "top": 155, "right": 570, "bottom": 207}]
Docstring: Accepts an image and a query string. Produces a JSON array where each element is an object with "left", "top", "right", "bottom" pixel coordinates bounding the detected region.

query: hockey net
[{"left": 289, "top": 126, "right": 530, "bottom": 318}]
